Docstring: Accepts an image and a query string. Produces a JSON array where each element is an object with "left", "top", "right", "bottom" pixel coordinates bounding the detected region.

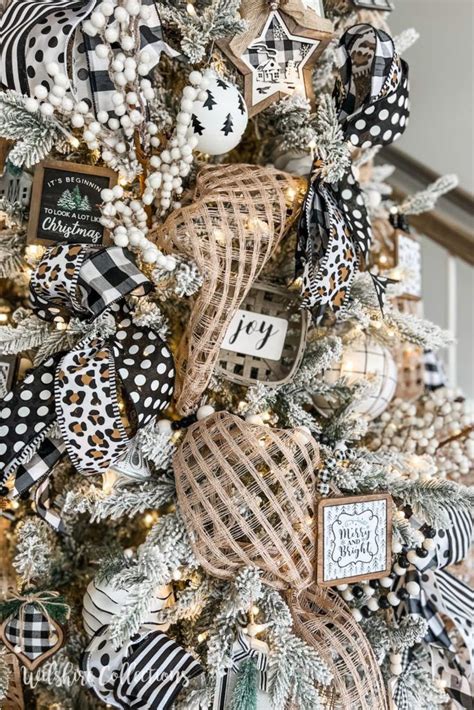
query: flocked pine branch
[
  {"left": 135, "top": 424, "right": 175, "bottom": 469},
  {"left": 62, "top": 475, "right": 176, "bottom": 522},
  {"left": 272, "top": 95, "right": 317, "bottom": 153},
  {"left": 388, "top": 476, "right": 474, "bottom": 527},
  {"left": 393, "top": 28, "right": 420, "bottom": 55},
  {"left": 0, "top": 230, "right": 26, "bottom": 277},
  {"left": 363, "top": 615, "right": 428, "bottom": 662},
  {"left": 13, "top": 518, "right": 58, "bottom": 586},
  {"left": 132, "top": 299, "right": 170, "bottom": 339},
  {"left": 157, "top": 0, "right": 246, "bottom": 63},
  {"left": 398, "top": 174, "right": 459, "bottom": 215},
  {"left": 311, "top": 94, "right": 351, "bottom": 183},
  {"left": 109, "top": 511, "right": 196, "bottom": 644},
  {"left": 0, "top": 91, "right": 61, "bottom": 168},
  {"left": 0, "top": 312, "right": 52, "bottom": 355},
  {"left": 151, "top": 256, "right": 203, "bottom": 298}
]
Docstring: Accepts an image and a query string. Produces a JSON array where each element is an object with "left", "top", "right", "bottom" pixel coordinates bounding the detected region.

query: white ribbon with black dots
[
  {"left": 0, "top": 0, "right": 179, "bottom": 115},
  {"left": 296, "top": 23, "right": 409, "bottom": 324}
]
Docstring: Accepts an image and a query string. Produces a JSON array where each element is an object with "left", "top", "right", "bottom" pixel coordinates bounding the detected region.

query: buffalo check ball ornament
[
  {"left": 218, "top": 0, "right": 333, "bottom": 116},
  {"left": 189, "top": 73, "right": 248, "bottom": 155}
]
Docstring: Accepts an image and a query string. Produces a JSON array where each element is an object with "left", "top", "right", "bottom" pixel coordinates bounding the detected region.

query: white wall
[
  {"left": 388, "top": 2, "right": 474, "bottom": 400},
  {"left": 389, "top": 0, "right": 474, "bottom": 193}
]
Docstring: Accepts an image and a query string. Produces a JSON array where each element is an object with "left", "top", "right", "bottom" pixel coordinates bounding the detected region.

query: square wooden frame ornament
[
  {"left": 27, "top": 159, "right": 117, "bottom": 246},
  {"left": 317, "top": 493, "right": 392, "bottom": 587},
  {"left": 218, "top": 6, "right": 333, "bottom": 116}
]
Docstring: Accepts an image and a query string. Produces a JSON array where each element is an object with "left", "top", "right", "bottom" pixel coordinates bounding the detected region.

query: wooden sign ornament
[
  {"left": 317, "top": 493, "right": 392, "bottom": 586},
  {"left": 218, "top": 0, "right": 333, "bottom": 116},
  {"left": 27, "top": 159, "right": 117, "bottom": 246}
]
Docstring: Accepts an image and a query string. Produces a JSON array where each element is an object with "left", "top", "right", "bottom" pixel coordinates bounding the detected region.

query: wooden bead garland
[{"left": 174, "top": 411, "right": 319, "bottom": 590}]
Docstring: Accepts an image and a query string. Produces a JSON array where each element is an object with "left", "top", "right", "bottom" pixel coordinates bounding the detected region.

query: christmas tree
[{"left": 0, "top": 1, "right": 472, "bottom": 709}]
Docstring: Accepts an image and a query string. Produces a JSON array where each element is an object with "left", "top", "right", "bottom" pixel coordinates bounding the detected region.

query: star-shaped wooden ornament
[{"left": 219, "top": 6, "right": 332, "bottom": 116}]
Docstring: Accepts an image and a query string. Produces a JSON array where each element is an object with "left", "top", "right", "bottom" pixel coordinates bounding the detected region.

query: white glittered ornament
[
  {"left": 189, "top": 74, "right": 248, "bottom": 155},
  {"left": 313, "top": 338, "right": 398, "bottom": 420},
  {"left": 82, "top": 577, "right": 174, "bottom": 638}
]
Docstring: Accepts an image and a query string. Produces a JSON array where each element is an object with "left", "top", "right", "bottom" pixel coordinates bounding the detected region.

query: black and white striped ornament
[{"left": 82, "top": 577, "right": 173, "bottom": 639}]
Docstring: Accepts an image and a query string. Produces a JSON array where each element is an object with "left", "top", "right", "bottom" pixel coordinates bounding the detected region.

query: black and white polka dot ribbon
[
  {"left": 0, "top": 0, "right": 178, "bottom": 116},
  {"left": 0, "top": 244, "right": 174, "bottom": 526},
  {"left": 296, "top": 24, "right": 409, "bottom": 324},
  {"left": 82, "top": 626, "right": 203, "bottom": 709},
  {"left": 394, "top": 507, "right": 473, "bottom": 709}
]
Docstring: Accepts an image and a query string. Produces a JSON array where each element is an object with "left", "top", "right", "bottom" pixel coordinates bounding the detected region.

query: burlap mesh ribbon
[
  {"left": 290, "top": 585, "right": 389, "bottom": 710},
  {"left": 154, "top": 165, "right": 299, "bottom": 415},
  {"left": 174, "top": 411, "right": 319, "bottom": 590}
]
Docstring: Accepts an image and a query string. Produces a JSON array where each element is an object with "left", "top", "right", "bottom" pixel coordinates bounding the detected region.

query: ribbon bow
[
  {"left": 82, "top": 626, "right": 203, "bottom": 709},
  {"left": 296, "top": 23, "right": 410, "bottom": 324},
  {"left": 395, "top": 506, "right": 473, "bottom": 709},
  {"left": 0, "top": 0, "right": 179, "bottom": 116},
  {"left": 0, "top": 244, "right": 175, "bottom": 529}
]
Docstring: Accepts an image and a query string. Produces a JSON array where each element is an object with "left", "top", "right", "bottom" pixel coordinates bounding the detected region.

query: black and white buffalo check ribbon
[
  {"left": 82, "top": 626, "right": 203, "bottom": 709},
  {"left": 0, "top": 244, "right": 175, "bottom": 529},
  {"left": 214, "top": 631, "right": 270, "bottom": 710},
  {"left": 296, "top": 23, "right": 409, "bottom": 324},
  {"left": 394, "top": 506, "right": 473, "bottom": 709},
  {"left": 0, "top": 0, "right": 179, "bottom": 116}
]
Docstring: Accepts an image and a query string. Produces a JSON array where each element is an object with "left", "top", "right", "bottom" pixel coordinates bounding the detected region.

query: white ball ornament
[
  {"left": 312, "top": 338, "right": 398, "bottom": 421},
  {"left": 188, "top": 73, "right": 248, "bottom": 156},
  {"left": 82, "top": 577, "right": 173, "bottom": 639}
]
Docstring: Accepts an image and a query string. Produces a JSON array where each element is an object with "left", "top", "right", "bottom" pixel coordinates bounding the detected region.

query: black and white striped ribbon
[
  {"left": 213, "top": 632, "right": 270, "bottom": 710},
  {"left": 82, "top": 626, "right": 203, "bottom": 709}
]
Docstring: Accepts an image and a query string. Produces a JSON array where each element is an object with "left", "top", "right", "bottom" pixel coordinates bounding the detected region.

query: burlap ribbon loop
[
  {"left": 155, "top": 164, "right": 299, "bottom": 415},
  {"left": 174, "top": 411, "right": 319, "bottom": 590}
]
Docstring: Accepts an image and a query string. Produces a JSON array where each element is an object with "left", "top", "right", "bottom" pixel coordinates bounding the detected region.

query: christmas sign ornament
[
  {"left": 0, "top": 590, "right": 69, "bottom": 671},
  {"left": 82, "top": 627, "right": 203, "bottom": 709},
  {"left": 312, "top": 338, "right": 398, "bottom": 420},
  {"left": 154, "top": 164, "right": 299, "bottom": 415},
  {"left": 27, "top": 160, "right": 117, "bottom": 246},
  {"left": 297, "top": 23, "right": 410, "bottom": 324},
  {"left": 189, "top": 73, "right": 248, "bottom": 155},
  {"left": 317, "top": 493, "right": 392, "bottom": 586},
  {"left": 219, "top": 1, "right": 333, "bottom": 116},
  {"left": 82, "top": 576, "right": 173, "bottom": 639},
  {"left": 217, "top": 282, "right": 308, "bottom": 387},
  {"left": 174, "top": 411, "right": 319, "bottom": 590}
]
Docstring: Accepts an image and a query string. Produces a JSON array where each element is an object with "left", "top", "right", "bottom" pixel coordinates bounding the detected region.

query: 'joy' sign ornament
[
  {"left": 317, "top": 493, "right": 392, "bottom": 586},
  {"left": 221, "top": 309, "right": 288, "bottom": 360}
]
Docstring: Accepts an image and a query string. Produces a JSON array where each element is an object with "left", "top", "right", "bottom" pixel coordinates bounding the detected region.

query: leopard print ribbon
[
  {"left": 0, "top": 244, "right": 175, "bottom": 494},
  {"left": 296, "top": 23, "right": 410, "bottom": 324}
]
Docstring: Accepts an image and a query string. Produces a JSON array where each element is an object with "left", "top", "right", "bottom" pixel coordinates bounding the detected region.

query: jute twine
[
  {"left": 174, "top": 411, "right": 319, "bottom": 590},
  {"left": 153, "top": 164, "right": 299, "bottom": 415},
  {"left": 290, "top": 585, "right": 389, "bottom": 710}
]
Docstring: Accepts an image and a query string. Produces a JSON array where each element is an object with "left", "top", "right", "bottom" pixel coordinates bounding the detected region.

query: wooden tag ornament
[
  {"left": 0, "top": 590, "right": 68, "bottom": 672},
  {"left": 317, "top": 493, "right": 392, "bottom": 586},
  {"left": 217, "top": 282, "right": 308, "bottom": 387},
  {"left": 27, "top": 160, "right": 117, "bottom": 246},
  {"left": 218, "top": 0, "right": 333, "bottom": 116}
]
